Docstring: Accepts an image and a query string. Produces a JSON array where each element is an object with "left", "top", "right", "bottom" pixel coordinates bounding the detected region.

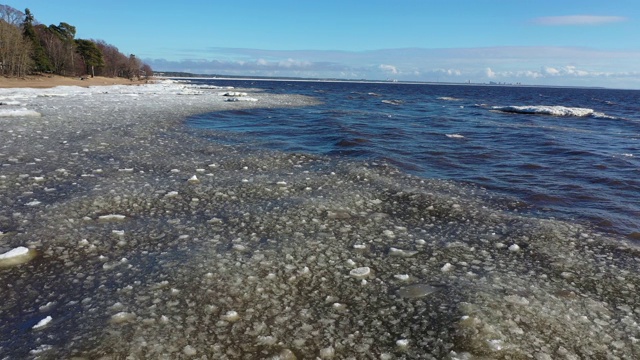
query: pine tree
[
  {"left": 75, "top": 39, "right": 104, "bottom": 77},
  {"left": 21, "top": 8, "right": 51, "bottom": 73}
]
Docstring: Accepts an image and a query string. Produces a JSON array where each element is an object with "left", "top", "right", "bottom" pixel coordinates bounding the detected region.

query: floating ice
[
  {"left": 221, "top": 310, "right": 240, "bottom": 322},
  {"left": 349, "top": 267, "right": 371, "bottom": 278},
  {"left": 0, "top": 108, "right": 41, "bottom": 117},
  {"left": 0, "top": 100, "right": 21, "bottom": 105},
  {"left": 394, "top": 274, "right": 410, "bottom": 281},
  {"left": 183, "top": 345, "right": 197, "bottom": 356},
  {"left": 225, "top": 97, "right": 258, "bottom": 102},
  {"left": 441, "top": 262, "right": 454, "bottom": 272},
  {"left": 164, "top": 191, "right": 179, "bottom": 198},
  {"left": 319, "top": 346, "right": 335, "bottom": 359},
  {"left": 396, "top": 284, "right": 439, "bottom": 299},
  {"left": 0, "top": 246, "right": 30, "bottom": 260},
  {"left": 98, "top": 214, "right": 126, "bottom": 221},
  {"left": 396, "top": 339, "right": 409, "bottom": 348},
  {"left": 188, "top": 175, "right": 199, "bottom": 183},
  {"left": 110, "top": 312, "right": 136, "bottom": 324},
  {"left": 32, "top": 316, "right": 52, "bottom": 329},
  {"left": 491, "top": 105, "right": 598, "bottom": 117},
  {"left": 389, "top": 247, "right": 418, "bottom": 257},
  {"left": 1, "top": 80, "right": 637, "bottom": 358},
  {"left": 29, "top": 345, "right": 53, "bottom": 355}
]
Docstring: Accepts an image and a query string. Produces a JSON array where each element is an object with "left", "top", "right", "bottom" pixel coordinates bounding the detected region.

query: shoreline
[
  {"left": 1, "top": 80, "right": 639, "bottom": 358},
  {"left": 0, "top": 74, "right": 150, "bottom": 89}
]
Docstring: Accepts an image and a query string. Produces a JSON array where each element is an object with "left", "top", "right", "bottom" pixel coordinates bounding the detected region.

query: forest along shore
[{"left": 0, "top": 81, "right": 639, "bottom": 359}]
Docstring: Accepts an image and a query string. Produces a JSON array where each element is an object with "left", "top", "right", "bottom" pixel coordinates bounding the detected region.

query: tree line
[{"left": 0, "top": 5, "right": 152, "bottom": 79}]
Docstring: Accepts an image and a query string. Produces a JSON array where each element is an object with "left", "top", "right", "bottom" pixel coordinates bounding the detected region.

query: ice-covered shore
[{"left": 1, "top": 81, "right": 639, "bottom": 359}]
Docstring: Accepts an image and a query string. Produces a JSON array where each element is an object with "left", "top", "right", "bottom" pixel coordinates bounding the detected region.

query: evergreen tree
[
  {"left": 21, "top": 8, "right": 51, "bottom": 72},
  {"left": 75, "top": 39, "right": 104, "bottom": 77}
]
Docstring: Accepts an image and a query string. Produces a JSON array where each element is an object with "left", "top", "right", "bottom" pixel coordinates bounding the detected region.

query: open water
[{"left": 189, "top": 80, "right": 640, "bottom": 241}]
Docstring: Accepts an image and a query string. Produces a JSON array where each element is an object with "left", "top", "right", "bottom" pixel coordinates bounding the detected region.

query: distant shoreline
[
  {"left": 0, "top": 74, "right": 150, "bottom": 89},
  {"left": 161, "top": 75, "right": 611, "bottom": 90}
]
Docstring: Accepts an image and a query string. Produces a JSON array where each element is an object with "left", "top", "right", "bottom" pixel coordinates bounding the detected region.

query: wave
[{"left": 491, "top": 105, "right": 615, "bottom": 119}]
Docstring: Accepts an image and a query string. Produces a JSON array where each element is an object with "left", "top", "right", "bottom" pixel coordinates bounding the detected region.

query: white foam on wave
[
  {"left": 446, "top": 134, "right": 465, "bottom": 139},
  {"left": 491, "top": 105, "right": 598, "bottom": 117}
]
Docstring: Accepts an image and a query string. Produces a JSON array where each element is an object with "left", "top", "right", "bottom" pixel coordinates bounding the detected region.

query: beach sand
[
  {"left": 0, "top": 74, "right": 149, "bottom": 89},
  {"left": 0, "top": 81, "right": 638, "bottom": 359}
]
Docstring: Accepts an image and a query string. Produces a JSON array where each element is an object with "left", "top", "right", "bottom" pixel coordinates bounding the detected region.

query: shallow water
[{"left": 188, "top": 80, "right": 640, "bottom": 240}]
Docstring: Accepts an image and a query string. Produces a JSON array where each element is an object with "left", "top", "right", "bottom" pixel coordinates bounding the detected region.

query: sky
[{"left": 5, "top": 0, "right": 640, "bottom": 88}]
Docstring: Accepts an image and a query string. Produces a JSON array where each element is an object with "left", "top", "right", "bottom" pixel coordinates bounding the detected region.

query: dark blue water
[{"left": 187, "top": 80, "right": 640, "bottom": 240}]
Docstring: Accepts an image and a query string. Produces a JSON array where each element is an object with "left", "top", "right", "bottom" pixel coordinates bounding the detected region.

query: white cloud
[
  {"left": 543, "top": 66, "right": 560, "bottom": 75},
  {"left": 278, "top": 58, "right": 311, "bottom": 68},
  {"left": 379, "top": 64, "right": 398, "bottom": 74},
  {"left": 436, "top": 68, "right": 462, "bottom": 76},
  {"left": 563, "top": 65, "right": 588, "bottom": 76},
  {"left": 533, "top": 15, "right": 627, "bottom": 26},
  {"left": 485, "top": 68, "right": 496, "bottom": 78}
]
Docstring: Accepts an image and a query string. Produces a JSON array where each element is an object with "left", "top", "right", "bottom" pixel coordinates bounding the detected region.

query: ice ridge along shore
[{"left": 0, "top": 81, "right": 639, "bottom": 359}]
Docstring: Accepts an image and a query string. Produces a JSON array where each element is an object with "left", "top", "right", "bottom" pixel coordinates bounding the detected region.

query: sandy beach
[
  {"left": 1, "top": 80, "right": 639, "bottom": 359},
  {"left": 0, "top": 74, "right": 149, "bottom": 89}
]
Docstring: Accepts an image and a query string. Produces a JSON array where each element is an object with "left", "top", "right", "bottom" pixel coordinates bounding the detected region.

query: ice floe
[
  {"left": 0, "top": 246, "right": 35, "bottom": 267},
  {"left": 490, "top": 105, "right": 614, "bottom": 118},
  {"left": 32, "top": 316, "right": 53, "bottom": 330},
  {"left": 0, "top": 246, "right": 30, "bottom": 260},
  {"left": 0, "top": 108, "right": 41, "bottom": 117}
]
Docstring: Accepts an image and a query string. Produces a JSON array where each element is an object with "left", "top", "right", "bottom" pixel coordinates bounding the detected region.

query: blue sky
[{"left": 6, "top": 0, "right": 640, "bottom": 88}]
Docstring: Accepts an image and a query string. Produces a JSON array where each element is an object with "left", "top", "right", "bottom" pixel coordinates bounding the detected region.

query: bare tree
[
  {"left": 95, "top": 39, "right": 128, "bottom": 78},
  {"left": 127, "top": 54, "right": 142, "bottom": 80},
  {"left": 0, "top": 5, "right": 24, "bottom": 26},
  {"left": 141, "top": 63, "right": 153, "bottom": 80},
  {"left": 0, "top": 20, "right": 32, "bottom": 77}
]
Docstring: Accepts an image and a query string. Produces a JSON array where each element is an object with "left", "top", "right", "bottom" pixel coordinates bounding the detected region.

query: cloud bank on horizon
[
  {"left": 148, "top": 45, "right": 640, "bottom": 89},
  {"left": 145, "top": 10, "right": 639, "bottom": 89}
]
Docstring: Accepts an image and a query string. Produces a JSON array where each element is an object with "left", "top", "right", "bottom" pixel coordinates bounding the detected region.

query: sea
[{"left": 187, "top": 79, "right": 640, "bottom": 242}]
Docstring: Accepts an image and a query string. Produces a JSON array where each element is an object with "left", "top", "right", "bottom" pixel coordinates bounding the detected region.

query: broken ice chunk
[{"left": 32, "top": 316, "right": 52, "bottom": 330}]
